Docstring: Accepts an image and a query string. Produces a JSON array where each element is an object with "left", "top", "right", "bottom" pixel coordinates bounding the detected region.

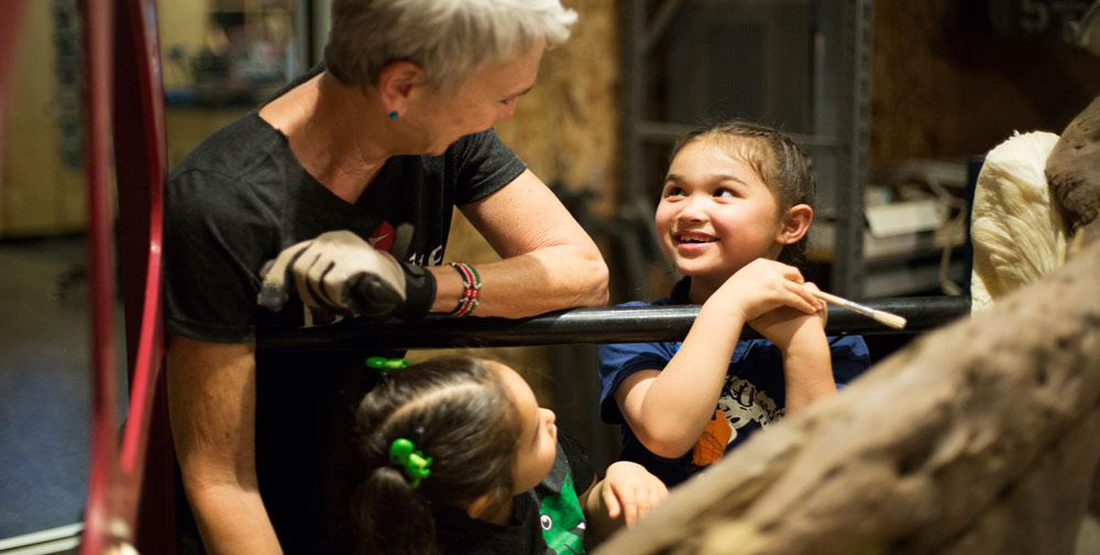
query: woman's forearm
[
  {"left": 448, "top": 169, "right": 609, "bottom": 317},
  {"left": 187, "top": 482, "right": 283, "bottom": 555},
  {"left": 168, "top": 336, "right": 282, "bottom": 555},
  {"left": 428, "top": 243, "right": 608, "bottom": 317}
]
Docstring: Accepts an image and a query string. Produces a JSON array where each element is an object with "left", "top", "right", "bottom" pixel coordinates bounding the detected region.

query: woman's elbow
[
  {"left": 589, "top": 258, "right": 610, "bottom": 305},
  {"left": 577, "top": 250, "right": 609, "bottom": 306}
]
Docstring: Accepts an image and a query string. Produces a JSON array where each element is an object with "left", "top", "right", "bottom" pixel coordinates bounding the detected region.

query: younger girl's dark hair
[
  {"left": 346, "top": 356, "right": 522, "bottom": 555},
  {"left": 670, "top": 120, "right": 817, "bottom": 267}
]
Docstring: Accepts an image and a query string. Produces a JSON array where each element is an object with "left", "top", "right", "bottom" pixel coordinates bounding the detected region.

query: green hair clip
[
  {"left": 389, "top": 438, "right": 432, "bottom": 489},
  {"left": 366, "top": 357, "right": 410, "bottom": 370}
]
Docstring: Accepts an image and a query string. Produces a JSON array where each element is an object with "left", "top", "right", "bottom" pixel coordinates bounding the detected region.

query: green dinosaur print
[{"left": 539, "top": 472, "right": 586, "bottom": 554}]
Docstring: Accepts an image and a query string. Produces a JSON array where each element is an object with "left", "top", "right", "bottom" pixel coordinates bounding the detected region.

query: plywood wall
[
  {"left": 448, "top": 0, "right": 620, "bottom": 262},
  {"left": 495, "top": 0, "right": 620, "bottom": 211}
]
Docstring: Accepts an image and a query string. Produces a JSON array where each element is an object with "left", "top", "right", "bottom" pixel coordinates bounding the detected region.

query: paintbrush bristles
[{"left": 870, "top": 310, "right": 908, "bottom": 330}]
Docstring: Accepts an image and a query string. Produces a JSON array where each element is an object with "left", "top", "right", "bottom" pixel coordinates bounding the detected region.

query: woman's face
[
  {"left": 487, "top": 361, "right": 558, "bottom": 495},
  {"left": 405, "top": 41, "right": 546, "bottom": 155}
]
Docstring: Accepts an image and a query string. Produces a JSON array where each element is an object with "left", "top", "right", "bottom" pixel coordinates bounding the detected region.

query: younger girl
[
  {"left": 598, "top": 121, "right": 870, "bottom": 488},
  {"left": 344, "top": 356, "right": 668, "bottom": 555}
]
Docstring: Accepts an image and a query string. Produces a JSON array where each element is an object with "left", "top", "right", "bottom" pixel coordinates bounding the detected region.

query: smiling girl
[
  {"left": 342, "top": 356, "right": 667, "bottom": 555},
  {"left": 598, "top": 121, "right": 870, "bottom": 488}
]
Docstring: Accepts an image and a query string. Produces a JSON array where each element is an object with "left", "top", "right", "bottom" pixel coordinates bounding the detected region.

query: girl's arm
[
  {"left": 749, "top": 301, "right": 837, "bottom": 413},
  {"left": 580, "top": 461, "right": 668, "bottom": 546},
  {"left": 614, "top": 302, "right": 747, "bottom": 458},
  {"left": 781, "top": 322, "right": 836, "bottom": 412},
  {"left": 614, "top": 259, "right": 821, "bottom": 458}
]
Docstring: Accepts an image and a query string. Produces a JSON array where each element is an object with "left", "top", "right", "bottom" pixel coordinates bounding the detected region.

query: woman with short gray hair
[
  {"left": 325, "top": 0, "right": 577, "bottom": 91},
  {"left": 163, "top": 1, "right": 607, "bottom": 553}
]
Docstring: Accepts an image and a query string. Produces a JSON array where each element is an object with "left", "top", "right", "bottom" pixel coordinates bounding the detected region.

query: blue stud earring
[{"left": 388, "top": 110, "right": 399, "bottom": 121}]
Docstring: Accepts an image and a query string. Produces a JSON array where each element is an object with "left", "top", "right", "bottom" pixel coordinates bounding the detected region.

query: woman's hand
[
  {"left": 711, "top": 259, "right": 823, "bottom": 322},
  {"left": 597, "top": 461, "right": 669, "bottom": 526},
  {"left": 257, "top": 229, "right": 435, "bottom": 321}
]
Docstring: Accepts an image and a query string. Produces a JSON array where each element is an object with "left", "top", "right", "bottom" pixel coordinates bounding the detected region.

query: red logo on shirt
[{"left": 368, "top": 221, "right": 395, "bottom": 252}]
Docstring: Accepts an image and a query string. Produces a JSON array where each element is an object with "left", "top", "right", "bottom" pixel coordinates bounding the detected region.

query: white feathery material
[{"left": 970, "top": 131, "right": 1067, "bottom": 312}]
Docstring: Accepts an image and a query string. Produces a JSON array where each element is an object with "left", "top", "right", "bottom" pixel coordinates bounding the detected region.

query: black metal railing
[{"left": 259, "top": 296, "right": 971, "bottom": 351}]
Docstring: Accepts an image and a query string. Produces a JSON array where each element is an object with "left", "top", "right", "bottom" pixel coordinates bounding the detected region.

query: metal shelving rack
[{"left": 620, "top": 0, "right": 875, "bottom": 298}]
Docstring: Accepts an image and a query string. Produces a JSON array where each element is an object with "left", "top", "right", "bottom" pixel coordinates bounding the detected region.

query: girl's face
[
  {"left": 489, "top": 361, "right": 558, "bottom": 494},
  {"left": 656, "top": 138, "right": 786, "bottom": 292}
]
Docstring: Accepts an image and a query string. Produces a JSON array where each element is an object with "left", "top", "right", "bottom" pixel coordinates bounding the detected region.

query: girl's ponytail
[{"left": 352, "top": 463, "right": 438, "bottom": 555}]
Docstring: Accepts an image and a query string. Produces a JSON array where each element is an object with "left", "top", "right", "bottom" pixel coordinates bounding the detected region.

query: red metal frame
[
  {"left": 1, "top": 6, "right": 167, "bottom": 551},
  {"left": 77, "top": 0, "right": 169, "bottom": 552},
  {"left": 79, "top": 0, "right": 121, "bottom": 550},
  {"left": 112, "top": 0, "right": 172, "bottom": 552}
]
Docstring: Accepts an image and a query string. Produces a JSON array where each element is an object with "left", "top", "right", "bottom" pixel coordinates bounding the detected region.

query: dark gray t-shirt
[
  {"left": 164, "top": 100, "right": 526, "bottom": 553},
  {"left": 165, "top": 112, "right": 526, "bottom": 342}
]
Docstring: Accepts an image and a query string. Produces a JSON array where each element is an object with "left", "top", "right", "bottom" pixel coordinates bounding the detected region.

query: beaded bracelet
[{"left": 448, "top": 262, "right": 481, "bottom": 318}]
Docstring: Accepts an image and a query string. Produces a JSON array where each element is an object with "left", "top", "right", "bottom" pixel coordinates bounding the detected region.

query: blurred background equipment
[{"left": 620, "top": 0, "right": 874, "bottom": 299}]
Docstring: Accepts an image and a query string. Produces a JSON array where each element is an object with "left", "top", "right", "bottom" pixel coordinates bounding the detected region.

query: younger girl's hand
[
  {"left": 599, "top": 461, "right": 669, "bottom": 526},
  {"left": 712, "top": 259, "right": 823, "bottom": 322}
]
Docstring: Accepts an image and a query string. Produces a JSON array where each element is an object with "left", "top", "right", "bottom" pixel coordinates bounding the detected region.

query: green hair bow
[
  {"left": 366, "top": 357, "right": 409, "bottom": 370},
  {"left": 389, "top": 438, "right": 432, "bottom": 489}
]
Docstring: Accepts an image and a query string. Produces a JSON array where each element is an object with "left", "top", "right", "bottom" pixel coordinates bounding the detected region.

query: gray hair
[{"left": 324, "top": 0, "right": 578, "bottom": 91}]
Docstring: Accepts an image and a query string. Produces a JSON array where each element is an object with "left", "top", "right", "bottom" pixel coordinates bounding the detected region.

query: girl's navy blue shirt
[{"left": 597, "top": 278, "right": 870, "bottom": 487}]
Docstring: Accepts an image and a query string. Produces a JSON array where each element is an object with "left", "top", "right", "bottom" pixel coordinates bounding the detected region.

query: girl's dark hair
[
  {"left": 346, "top": 357, "right": 521, "bottom": 555},
  {"left": 670, "top": 120, "right": 817, "bottom": 267}
]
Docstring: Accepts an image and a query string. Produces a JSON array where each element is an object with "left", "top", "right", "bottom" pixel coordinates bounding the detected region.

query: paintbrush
[{"left": 804, "top": 287, "right": 908, "bottom": 330}]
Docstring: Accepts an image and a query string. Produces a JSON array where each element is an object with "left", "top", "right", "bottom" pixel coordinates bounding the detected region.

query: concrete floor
[{"left": 0, "top": 236, "right": 127, "bottom": 542}]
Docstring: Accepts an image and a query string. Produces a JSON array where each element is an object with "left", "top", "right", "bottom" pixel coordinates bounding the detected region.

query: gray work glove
[{"left": 257, "top": 229, "right": 435, "bottom": 320}]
